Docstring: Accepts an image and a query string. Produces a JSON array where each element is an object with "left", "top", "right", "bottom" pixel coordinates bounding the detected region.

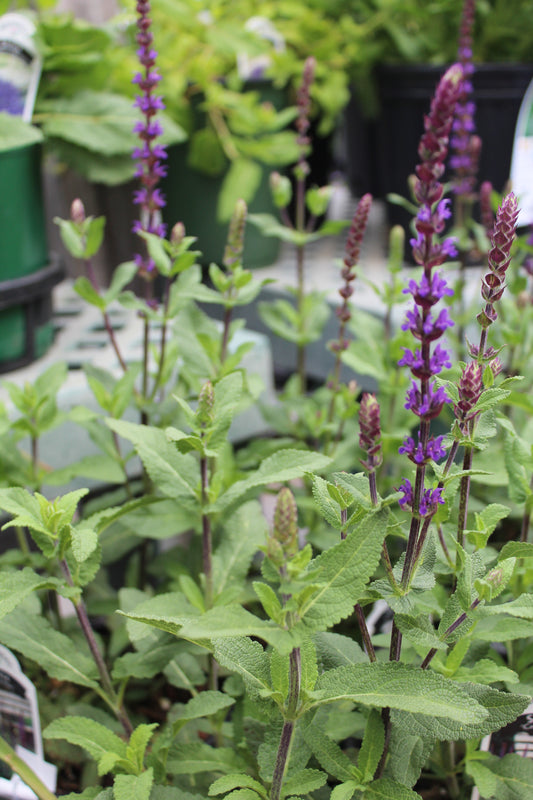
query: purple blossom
[
  {"left": 398, "top": 479, "right": 445, "bottom": 516},
  {"left": 399, "top": 435, "right": 446, "bottom": 465},
  {"left": 401, "top": 307, "right": 454, "bottom": 341},
  {"left": 404, "top": 380, "right": 450, "bottom": 419},
  {"left": 450, "top": 0, "right": 478, "bottom": 198},
  {"left": 399, "top": 343, "right": 451, "bottom": 377},
  {"left": 403, "top": 272, "right": 453, "bottom": 307}
]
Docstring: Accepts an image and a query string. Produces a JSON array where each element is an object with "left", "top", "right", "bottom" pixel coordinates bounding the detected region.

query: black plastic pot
[
  {"left": 344, "top": 63, "right": 533, "bottom": 239},
  {"left": 374, "top": 63, "right": 533, "bottom": 228}
]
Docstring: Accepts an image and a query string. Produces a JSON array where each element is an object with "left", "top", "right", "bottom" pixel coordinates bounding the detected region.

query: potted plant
[{"left": 342, "top": 0, "right": 533, "bottom": 204}]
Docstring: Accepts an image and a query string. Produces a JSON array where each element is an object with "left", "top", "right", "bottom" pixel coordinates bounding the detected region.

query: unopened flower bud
[
  {"left": 455, "top": 361, "right": 483, "bottom": 419},
  {"left": 223, "top": 199, "right": 247, "bottom": 268},
  {"left": 273, "top": 487, "right": 298, "bottom": 558},
  {"left": 197, "top": 381, "right": 214, "bottom": 427},
  {"left": 359, "top": 393, "right": 382, "bottom": 471},
  {"left": 71, "top": 198, "right": 86, "bottom": 225},
  {"left": 270, "top": 171, "right": 292, "bottom": 209},
  {"left": 306, "top": 185, "right": 333, "bottom": 217},
  {"left": 171, "top": 221, "right": 185, "bottom": 247}
]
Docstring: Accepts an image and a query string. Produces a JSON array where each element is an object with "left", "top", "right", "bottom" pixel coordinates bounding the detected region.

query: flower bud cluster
[
  {"left": 132, "top": 0, "right": 168, "bottom": 279},
  {"left": 294, "top": 57, "right": 315, "bottom": 179},
  {"left": 450, "top": 0, "right": 479, "bottom": 198},
  {"left": 477, "top": 193, "right": 519, "bottom": 329},
  {"left": 223, "top": 199, "right": 247, "bottom": 269},
  {"left": 333, "top": 193, "right": 372, "bottom": 341},
  {"left": 359, "top": 393, "right": 382, "bottom": 472},
  {"left": 398, "top": 65, "right": 463, "bottom": 518}
]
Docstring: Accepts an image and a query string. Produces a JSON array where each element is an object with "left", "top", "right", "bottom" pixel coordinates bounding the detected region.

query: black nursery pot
[{"left": 368, "top": 62, "right": 533, "bottom": 240}]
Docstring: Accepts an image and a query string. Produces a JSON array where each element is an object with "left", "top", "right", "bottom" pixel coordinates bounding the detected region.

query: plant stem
[
  {"left": 0, "top": 735, "right": 58, "bottom": 800},
  {"left": 60, "top": 560, "right": 133, "bottom": 737},
  {"left": 355, "top": 604, "right": 376, "bottom": 662},
  {"left": 270, "top": 647, "right": 301, "bottom": 800},
  {"left": 456, "top": 446, "right": 473, "bottom": 554},
  {"left": 85, "top": 258, "right": 129, "bottom": 374},
  {"left": 200, "top": 455, "right": 213, "bottom": 611},
  {"left": 220, "top": 306, "right": 233, "bottom": 364},
  {"left": 420, "top": 598, "right": 480, "bottom": 669}
]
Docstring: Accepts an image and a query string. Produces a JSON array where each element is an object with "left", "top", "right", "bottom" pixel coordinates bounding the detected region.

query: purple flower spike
[
  {"left": 132, "top": 0, "right": 168, "bottom": 280},
  {"left": 477, "top": 192, "right": 519, "bottom": 329},
  {"left": 451, "top": 0, "right": 479, "bottom": 198},
  {"left": 404, "top": 380, "right": 450, "bottom": 419}
]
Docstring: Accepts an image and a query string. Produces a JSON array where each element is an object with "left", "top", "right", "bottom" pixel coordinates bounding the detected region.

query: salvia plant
[{"left": 0, "top": 2, "right": 532, "bottom": 800}]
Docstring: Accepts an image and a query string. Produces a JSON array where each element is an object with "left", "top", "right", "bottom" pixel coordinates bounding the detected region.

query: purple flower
[
  {"left": 404, "top": 380, "right": 450, "bottom": 419},
  {"left": 401, "top": 307, "right": 454, "bottom": 341},
  {"left": 399, "top": 434, "right": 446, "bottom": 465},
  {"left": 450, "top": 0, "right": 478, "bottom": 198},
  {"left": 132, "top": 0, "right": 168, "bottom": 280},
  {"left": 398, "top": 479, "right": 445, "bottom": 516},
  {"left": 403, "top": 272, "right": 453, "bottom": 307}
]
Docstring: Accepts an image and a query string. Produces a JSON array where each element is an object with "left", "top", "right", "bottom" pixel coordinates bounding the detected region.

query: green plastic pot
[{"left": 0, "top": 142, "right": 61, "bottom": 370}]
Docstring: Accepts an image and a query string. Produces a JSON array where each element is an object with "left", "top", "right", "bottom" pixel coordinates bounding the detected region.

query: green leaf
[
  {"left": 254, "top": 582, "right": 283, "bottom": 624},
  {"left": 209, "top": 774, "right": 266, "bottom": 797},
  {"left": 314, "top": 663, "right": 488, "bottom": 724},
  {"left": 107, "top": 420, "right": 199, "bottom": 500},
  {"left": 126, "top": 726, "right": 157, "bottom": 775},
  {"left": 112, "top": 642, "right": 178, "bottom": 681},
  {"left": 282, "top": 769, "right": 327, "bottom": 796},
  {"left": 173, "top": 691, "right": 235, "bottom": 733},
  {"left": 74, "top": 276, "right": 107, "bottom": 309},
  {"left": 358, "top": 710, "right": 385, "bottom": 782},
  {"left": 312, "top": 476, "right": 344, "bottom": 529},
  {"left": 70, "top": 525, "right": 98, "bottom": 563},
  {"left": 362, "top": 778, "right": 421, "bottom": 800},
  {"left": 303, "top": 715, "right": 358, "bottom": 783},
  {"left": 0, "top": 568, "right": 61, "bottom": 619},
  {"left": 114, "top": 769, "right": 153, "bottom": 800},
  {"left": 466, "top": 753, "right": 533, "bottom": 800},
  {"left": 211, "top": 450, "right": 331, "bottom": 514},
  {"left": 104, "top": 261, "right": 138, "bottom": 303},
  {"left": 213, "top": 637, "right": 272, "bottom": 703},
  {"left": 40, "top": 91, "right": 184, "bottom": 156},
  {"left": 394, "top": 613, "right": 447, "bottom": 651},
  {"left": 298, "top": 509, "right": 389, "bottom": 631},
  {"left": 44, "top": 717, "right": 127, "bottom": 775},
  {"left": 314, "top": 632, "right": 367, "bottom": 669},
  {"left": 166, "top": 742, "right": 246, "bottom": 775},
  {"left": 499, "top": 542, "right": 533, "bottom": 560},
  {"left": 478, "top": 593, "right": 533, "bottom": 619},
  {"left": 330, "top": 783, "right": 359, "bottom": 800},
  {"left": 0, "top": 113, "right": 43, "bottom": 150},
  {"left": 392, "top": 683, "right": 530, "bottom": 742},
  {"left": 0, "top": 609, "right": 99, "bottom": 689},
  {"left": 218, "top": 158, "right": 262, "bottom": 222}
]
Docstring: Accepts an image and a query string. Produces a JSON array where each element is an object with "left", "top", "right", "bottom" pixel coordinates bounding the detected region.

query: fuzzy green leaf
[
  {"left": 114, "top": 769, "right": 153, "bottom": 800},
  {"left": 0, "top": 609, "right": 99, "bottom": 689},
  {"left": 314, "top": 632, "right": 368, "bottom": 670},
  {"left": 303, "top": 714, "right": 358, "bottom": 783},
  {"left": 330, "top": 783, "right": 359, "bottom": 800},
  {"left": 211, "top": 450, "right": 331, "bottom": 513},
  {"left": 466, "top": 753, "right": 533, "bottom": 799},
  {"left": 213, "top": 501, "right": 267, "bottom": 601},
  {"left": 0, "top": 569, "right": 61, "bottom": 619},
  {"left": 125, "top": 726, "right": 157, "bottom": 775},
  {"left": 254, "top": 582, "right": 283, "bottom": 624},
  {"left": 499, "top": 542, "right": 533, "bottom": 560},
  {"left": 283, "top": 769, "right": 327, "bottom": 796},
  {"left": 209, "top": 774, "right": 266, "bottom": 797},
  {"left": 478, "top": 593, "right": 533, "bottom": 619},
  {"left": 358, "top": 709, "right": 385, "bottom": 782},
  {"left": 173, "top": 691, "right": 235, "bottom": 733},
  {"left": 392, "top": 683, "right": 530, "bottom": 742},
  {"left": 298, "top": 509, "right": 389, "bottom": 631},
  {"left": 213, "top": 637, "right": 272, "bottom": 703},
  {"left": 112, "top": 642, "right": 178, "bottom": 681},
  {"left": 394, "top": 613, "right": 447, "bottom": 651},
  {"left": 362, "top": 778, "right": 421, "bottom": 800},
  {"left": 314, "top": 663, "right": 488, "bottom": 724},
  {"left": 44, "top": 717, "right": 127, "bottom": 773},
  {"left": 107, "top": 420, "right": 199, "bottom": 500},
  {"left": 166, "top": 742, "right": 246, "bottom": 775}
]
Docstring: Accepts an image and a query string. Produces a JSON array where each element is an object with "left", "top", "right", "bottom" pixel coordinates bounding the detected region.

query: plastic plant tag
[
  {"left": 0, "top": 645, "right": 56, "bottom": 800},
  {"left": 0, "top": 13, "right": 42, "bottom": 122},
  {"left": 510, "top": 79, "right": 533, "bottom": 227},
  {"left": 470, "top": 700, "right": 533, "bottom": 800}
]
